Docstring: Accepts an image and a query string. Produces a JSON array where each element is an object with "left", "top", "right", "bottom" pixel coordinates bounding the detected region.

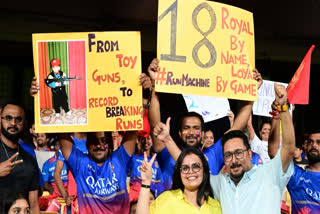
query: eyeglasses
[
  {"left": 223, "top": 149, "right": 248, "bottom": 162},
  {"left": 1, "top": 115, "right": 23, "bottom": 124},
  {"left": 307, "top": 139, "right": 320, "bottom": 146},
  {"left": 180, "top": 163, "right": 202, "bottom": 174}
]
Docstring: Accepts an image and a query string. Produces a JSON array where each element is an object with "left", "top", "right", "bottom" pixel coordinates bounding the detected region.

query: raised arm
[
  {"left": 268, "top": 108, "right": 280, "bottom": 159},
  {"left": 230, "top": 69, "right": 262, "bottom": 132},
  {"left": 122, "top": 131, "right": 138, "bottom": 156},
  {"left": 147, "top": 58, "right": 166, "bottom": 153},
  {"left": 58, "top": 134, "right": 74, "bottom": 160},
  {"left": 274, "top": 83, "right": 295, "bottom": 172},
  {"left": 137, "top": 153, "right": 157, "bottom": 214},
  {"left": 246, "top": 114, "right": 255, "bottom": 141}
]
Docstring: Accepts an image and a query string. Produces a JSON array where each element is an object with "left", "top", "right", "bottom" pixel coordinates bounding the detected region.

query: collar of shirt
[{"left": 225, "top": 165, "right": 257, "bottom": 190}]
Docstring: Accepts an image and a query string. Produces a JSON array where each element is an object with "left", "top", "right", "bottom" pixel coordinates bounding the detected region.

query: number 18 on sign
[{"left": 157, "top": 0, "right": 257, "bottom": 101}]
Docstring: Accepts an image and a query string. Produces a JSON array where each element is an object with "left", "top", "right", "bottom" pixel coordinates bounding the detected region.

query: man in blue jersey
[
  {"left": 58, "top": 131, "right": 137, "bottom": 214},
  {"left": 287, "top": 130, "right": 320, "bottom": 213},
  {"left": 270, "top": 128, "right": 320, "bottom": 213},
  {"left": 147, "top": 58, "right": 263, "bottom": 189}
]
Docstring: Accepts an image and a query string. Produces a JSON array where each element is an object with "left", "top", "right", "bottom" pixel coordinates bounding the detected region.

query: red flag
[{"left": 287, "top": 45, "right": 315, "bottom": 104}]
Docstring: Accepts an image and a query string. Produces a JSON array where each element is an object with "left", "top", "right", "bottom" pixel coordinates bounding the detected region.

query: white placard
[
  {"left": 183, "top": 95, "right": 230, "bottom": 122},
  {"left": 35, "top": 150, "right": 55, "bottom": 171},
  {"left": 253, "top": 80, "right": 290, "bottom": 117}
]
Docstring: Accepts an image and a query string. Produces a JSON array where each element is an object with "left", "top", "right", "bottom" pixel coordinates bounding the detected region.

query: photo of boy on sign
[
  {"left": 46, "top": 58, "right": 71, "bottom": 117},
  {"left": 36, "top": 40, "right": 88, "bottom": 126}
]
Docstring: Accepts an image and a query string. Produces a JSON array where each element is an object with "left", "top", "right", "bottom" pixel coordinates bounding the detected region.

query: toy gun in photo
[{"left": 45, "top": 77, "right": 82, "bottom": 86}]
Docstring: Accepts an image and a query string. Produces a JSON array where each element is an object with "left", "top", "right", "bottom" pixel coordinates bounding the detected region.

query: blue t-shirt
[
  {"left": 67, "top": 144, "right": 131, "bottom": 214},
  {"left": 129, "top": 153, "right": 165, "bottom": 197},
  {"left": 251, "top": 152, "right": 263, "bottom": 166},
  {"left": 19, "top": 141, "right": 44, "bottom": 188},
  {"left": 42, "top": 155, "right": 68, "bottom": 185},
  {"left": 287, "top": 164, "right": 320, "bottom": 214},
  {"left": 203, "top": 138, "right": 224, "bottom": 175},
  {"left": 156, "top": 147, "right": 176, "bottom": 190}
]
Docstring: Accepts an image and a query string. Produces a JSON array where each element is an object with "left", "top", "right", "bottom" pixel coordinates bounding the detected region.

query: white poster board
[
  {"left": 253, "top": 80, "right": 291, "bottom": 117},
  {"left": 183, "top": 95, "right": 230, "bottom": 122},
  {"left": 35, "top": 151, "right": 55, "bottom": 171}
]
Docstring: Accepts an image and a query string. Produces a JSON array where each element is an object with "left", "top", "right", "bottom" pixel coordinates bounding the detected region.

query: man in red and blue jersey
[
  {"left": 287, "top": 129, "right": 320, "bottom": 214},
  {"left": 58, "top": 131, "right": 137, "bottom": 214}
]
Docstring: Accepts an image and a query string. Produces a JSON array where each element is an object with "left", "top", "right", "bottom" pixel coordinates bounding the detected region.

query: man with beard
[
  {"left": 35, "top": 133, "right": 51, "bottom": 151},
  {"left": 270, "top": 129, "right": 320, "bottom": 213},
  {"left": 288, "top": 130, "right": 320, "bottom": 213},
  {"left": 148, "top": 58, "right": 263, "bottom": 189},
  {"left": 206, "top": 83, "right": 294, "bottom": 213},
  {"left": 58, "top": 131, "right": 137, "bottom": 214},
  {"left": 155, "top": 83, "right": 295, "bottom": 213},
  {"left": 0, "top": 103, "right": 40, "bottom": 214}
]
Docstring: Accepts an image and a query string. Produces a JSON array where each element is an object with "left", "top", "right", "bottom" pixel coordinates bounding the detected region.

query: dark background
[{"left": 0, "top": 0, "right": 319, "bottom": 142}]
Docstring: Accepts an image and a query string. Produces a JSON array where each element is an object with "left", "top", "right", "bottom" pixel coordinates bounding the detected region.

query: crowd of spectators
[{"left": 0, "top": 58, "right": 319, "bottom": 214}]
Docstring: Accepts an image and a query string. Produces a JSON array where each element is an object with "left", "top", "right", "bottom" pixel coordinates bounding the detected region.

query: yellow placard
[
  {"left": 157, "top": 0, "right": 256, "bottom": 100},
  {"left": 32, "top": 32, "right": 142, "bottom": 133}
]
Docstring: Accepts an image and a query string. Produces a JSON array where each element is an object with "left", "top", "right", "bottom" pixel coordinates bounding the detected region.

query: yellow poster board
[
  {"left": 32, "top": 32, "right": 142, "bottom": 133},
  {"left": 157, "top": 0, "right": 256, "bottom": 100}
]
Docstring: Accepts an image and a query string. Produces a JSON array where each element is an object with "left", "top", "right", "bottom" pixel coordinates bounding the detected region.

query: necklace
[{"left": 1, "top": 141, "right": 19, "bottom": 168}]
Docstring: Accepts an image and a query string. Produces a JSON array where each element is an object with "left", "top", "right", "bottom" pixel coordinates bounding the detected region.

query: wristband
[
  {"left": 277, "top": 104, "right": 289, "bottom": 112},
  {"left": 141, "top": 184, "right": 150, "bottom": 189},
  {"left": 273, "top": 115, "right": 280, "bottom": 120}
]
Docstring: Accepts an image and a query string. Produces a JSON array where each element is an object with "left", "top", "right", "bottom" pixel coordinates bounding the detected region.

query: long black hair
[
  {"left": 171, "top": 147, "right": 213, "bottom": 206},
  {"left": 0, "top": 192, "right": 29, "bottom": 214}
]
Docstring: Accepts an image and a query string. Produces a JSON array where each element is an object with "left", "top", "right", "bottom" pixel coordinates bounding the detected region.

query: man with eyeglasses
[
  {"left": 209, "top": 83, "right": 295, "bottom": 214},
  {"left": 148, "top": 58, "right": 263, "bottom": 190},
  {"left": 0, "top": 102, "right": 40, "bottom": 214},
  {"left": 58, "top": 131, "right": 137, "bottom": 214}
]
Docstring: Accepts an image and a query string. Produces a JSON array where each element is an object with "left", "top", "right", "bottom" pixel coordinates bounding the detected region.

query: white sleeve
[{"left": 249, "top": 133, "right": 261, "bottom": 154}]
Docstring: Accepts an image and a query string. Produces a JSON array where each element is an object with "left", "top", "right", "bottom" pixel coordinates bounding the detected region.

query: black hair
[
  {"left": 204, "top": 127, "right": 214, "bottom": 134},
  {"left": 0, "top": 192, "right": 29, "bottom": 214},
  {"left": 171, "top": 147, "right": 213, "bottom": 206},
  {"left": 221, "top": 130, "right": 250, "bottom": 152},
  {"left": 259, "top": 120, "right": 271, "bottom": 132},
  {"left": 178, "top": 112, "right": 204, "bottom": 132},
  {"left": 308, "top": 129, "right": 320, "bottom": 135},
  {"left": 0, "top": 100, "right": 25, "bottom": 114},
  {"left": 86, "top": 132, "right": 114, "bottom": 158},
  {"left": 295, "top": 144, "right": 302, "bottom": 150}
]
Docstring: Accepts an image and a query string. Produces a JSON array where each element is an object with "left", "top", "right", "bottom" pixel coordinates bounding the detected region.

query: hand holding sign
[
  {"left": 30, "top": 76, "right": 39, "bottom": 97},
  {"left": 148, "top": 58, "right": 159, "bottom": 82},
  {"left": 253, "top": 69, "right": 263, "bottom": 89},
  {"left": 274, "top": 83, "right": 287, "bottom": 106}
]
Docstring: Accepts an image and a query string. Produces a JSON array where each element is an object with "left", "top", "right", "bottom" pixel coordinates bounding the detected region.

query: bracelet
[
  {"left": 273, "top": 115, "right": 280, "bottom": 120},
  {"left": 269, "top": 110, "right": 279, "bottom": 116},
  {"left": 141, "top": 184, "right": 150, "bottom": 189},
  {"left": 277, "top": 104, "right": 289, "bottom": 112},
  {"left": 143, "top": 89, "right": 152, "bottom": 109}
]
